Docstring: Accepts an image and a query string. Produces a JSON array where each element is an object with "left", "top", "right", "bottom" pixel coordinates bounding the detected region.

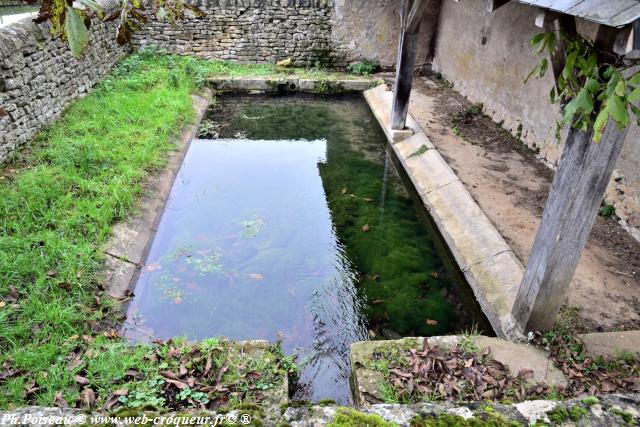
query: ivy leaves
[{"left": 528, "top": 31, "right": 640, "bottom": 142}]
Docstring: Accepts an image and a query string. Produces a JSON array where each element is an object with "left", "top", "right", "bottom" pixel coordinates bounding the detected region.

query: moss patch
[
  {"left": 328, "top": 408, "right": 397, "bottom": 427},
  {"left": 410, "top": 412, "right": 521, "bottom": 427}
]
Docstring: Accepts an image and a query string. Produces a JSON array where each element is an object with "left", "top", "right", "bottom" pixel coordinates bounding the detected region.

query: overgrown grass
[{"left": 0, "top": 51, "right": 298, "bottom": 410}]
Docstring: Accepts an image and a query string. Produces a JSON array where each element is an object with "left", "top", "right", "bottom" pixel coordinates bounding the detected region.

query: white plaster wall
[{"left": 432, "top": 0, "right": 640, "bottom": 229}]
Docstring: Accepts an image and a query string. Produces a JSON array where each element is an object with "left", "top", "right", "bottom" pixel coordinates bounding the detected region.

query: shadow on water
[{"left": 123, "top": 93, "right": 490, "bottom": 404}]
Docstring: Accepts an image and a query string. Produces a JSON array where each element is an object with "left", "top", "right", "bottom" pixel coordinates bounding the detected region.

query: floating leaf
[
  {"left": 426, "top": 319, "right": 438, "bottom": 325},
  {"left": 146, "top": 262, "right": 161, "bottom": 272},
  {"left": 248, "top": 273, "right": 264, "bottom": 281},
  {"left": 362, "top": 224, "right": 370, "bottom": 232}
]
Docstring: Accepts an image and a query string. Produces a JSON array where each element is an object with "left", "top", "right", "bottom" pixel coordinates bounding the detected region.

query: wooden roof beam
[
  {"left": 487, "top": 0, "right": 510, "bottom": 13},
  {"left": 407, "top": 0, "right": 429, "bottom": 34}
]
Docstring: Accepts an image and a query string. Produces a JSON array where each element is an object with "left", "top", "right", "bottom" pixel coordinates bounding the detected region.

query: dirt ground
[{"left": 404, "top": 75, "right": 640, "bottom": 333}]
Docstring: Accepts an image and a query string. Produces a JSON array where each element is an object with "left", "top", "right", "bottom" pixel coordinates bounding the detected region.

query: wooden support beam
[
  {"left": 512, "top": 21, "right": 630, "bottom": 332},
  {"left": 391, "top": 0, "right": 419, "bottom": 130},
  {"left": 544, "top": 13, "right": 577, "bottom": 83},
  {"left": 487, "top": 0, "right": 510, "bottom": 13},
  {"left": 634, "top": 19, "right": 640, "bottom": 51},
  {"left": 407, "top": 0, "right": 428, "bottom": 33},
  {"left": 512, "top": 123, "right": 629, "bottom": 332}
]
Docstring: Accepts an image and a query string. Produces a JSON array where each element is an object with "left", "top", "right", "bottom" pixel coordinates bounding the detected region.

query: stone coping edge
[
  {"left": 1, "top": 394, "right": 638, "bottom": 426},
  {"left": 207, "top": 76, "right": 383, "bottom": 93},
  {"left": 364, "top": 84, "right": 524, "bottom": 340}
]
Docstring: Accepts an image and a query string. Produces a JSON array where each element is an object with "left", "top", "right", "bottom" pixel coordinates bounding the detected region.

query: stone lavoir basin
[{"left": 122, "top": 93, "right": 487, "bottom": 404}]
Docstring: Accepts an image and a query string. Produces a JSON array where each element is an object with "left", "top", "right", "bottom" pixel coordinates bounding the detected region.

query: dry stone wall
[
  {"left": 131, "top": 0, "right": 416, "bottom": 68},
  {"left": 132, "top": 0, "right": 342, "bottom": 67},
  {"left": 0, "top": 0, "right": 129, "bottom": 163}
]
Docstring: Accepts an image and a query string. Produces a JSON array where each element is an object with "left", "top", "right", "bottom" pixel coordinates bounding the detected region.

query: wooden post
[
  {"left": 391, "top": 0, "right": 428, "bottom": 130},
  {"left": 512, "top": 123, "right": 629, "bottom": 332},
  {"left": 487, "top": 0, "right": 510, "bottom": 12},
  {"left": 512, "top": 20, "right": 630, "bottom": 332},
  {"left": 392, "top": 0, "right": 416, "bottom": 130}
]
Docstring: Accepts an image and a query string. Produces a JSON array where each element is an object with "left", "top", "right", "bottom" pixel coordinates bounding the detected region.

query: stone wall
[
  {"left": 132, "top": 0, "right": 341, "bottom": 66},
  {"left": 131, "top": 0, "right": 427, "bottom": 68},
  {"left": 0, "top": 0, "right": 129, "bottom": 163},
  {"left": 431, "top": 0, "right": 640, "bottom": 234}
]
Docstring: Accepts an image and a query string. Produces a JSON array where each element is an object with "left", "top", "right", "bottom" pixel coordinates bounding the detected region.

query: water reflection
[{"left": 0, "top": 6, "right": 38, "bottom": 28}]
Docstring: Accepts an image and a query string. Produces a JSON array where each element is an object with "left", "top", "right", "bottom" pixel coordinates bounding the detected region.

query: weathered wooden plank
[
  {"left": 391, "top": 34, "right": 418, "bottom": 130},
  {"left": 391, "top": 0, "right": 415, "bottom": 130},
  {"left": 543, "top": 13, "right": 576, "bottom": 85},
  {"left": 512, "top": 18, "right": 631, "bottom": 332},
  {"left": 407, "top": 0, "right": 428, "bottom": 33},
  {"left": 512, "top": 122, "right": 629, "bottom": 331},
  {"left": 487, "top": 0, "right": 510, "bottom": 12},
  {"left": 634, "top": 19, "right": 640, "bottom": 50},
  {"left": 594, "top": 23, "right": 632, "bottom": 56}
]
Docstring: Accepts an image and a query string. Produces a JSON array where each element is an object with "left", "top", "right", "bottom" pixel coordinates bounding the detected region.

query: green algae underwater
[
  {"left": 215, "top": 93, "right": 469, "bottom": 337},
  {"left": 125, "top": 92, "right": 480, "bottom": 404}
]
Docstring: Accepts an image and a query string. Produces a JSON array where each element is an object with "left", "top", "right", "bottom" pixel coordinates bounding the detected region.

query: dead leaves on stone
[
  {"left": 372, "top": 338, "right": 549, "bottom": 404},
  {"left": 373, "top": 335, "right": 640, "bottom": 405},
  {"left": 531, "top": 331, "right": 640, "bottom": 396}
]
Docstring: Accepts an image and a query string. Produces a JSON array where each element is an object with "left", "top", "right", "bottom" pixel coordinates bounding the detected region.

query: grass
[
  {"left": 204, "top": 58, "right": 370, "bottom": 81},
  {"left": 0, "top": 50, "right": 297, "bottom": 410}
]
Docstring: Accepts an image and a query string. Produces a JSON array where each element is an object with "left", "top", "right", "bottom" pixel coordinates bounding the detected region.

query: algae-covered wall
[{"left": 431, "top": 0, "right": 640, "bottom": 232}]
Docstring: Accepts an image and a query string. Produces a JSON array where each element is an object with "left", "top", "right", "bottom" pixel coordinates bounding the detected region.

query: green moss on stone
[
  {"left": 328, "top": 408, "right": 397, "bottom": 427},
  {"left": 581, "top": 396, "right": 599, "bottom": 406},
  {"left": 548, "top": 405, "right": 588, "bottom": 424},
  {"left": 610, "top": 408, "right": 633, "bottom": 424},
  {"left": 410, "top": 412, "right": 521, "bottom": 427}
]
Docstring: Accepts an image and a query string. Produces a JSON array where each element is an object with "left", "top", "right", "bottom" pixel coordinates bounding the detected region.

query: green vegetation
[
  {"left": 547, "top": 405, "right": 588, "bottom": 424},
  {"left": 598, "top": 202, "right": 616, "bottom": 217},
  {"left": 581, "top": 396, "right": 599, "bottom": 406},
  {"left": 347, "top": 59, "right": 380, "bottom": 76},
  {"left": 328, "top": 408, "right": 397, "bottom": 427},
  {"left": 0, "top": 51, "right": 298, "bottom": 410},
  {"left": 527, "top": 31, "right": 640, "bottom": 141},
  {"left": 410, "top": 412, "right": 521, "bottom": 427},
  {"left": 610, "top": 408, "right": 634, "bottom": 424},
  {"left": 408, "top": 144, "right": 430, "bottom": 159}
]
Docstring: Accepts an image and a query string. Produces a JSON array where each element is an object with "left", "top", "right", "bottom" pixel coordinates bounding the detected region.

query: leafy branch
[
  {"left": 25, "top": 0, "right": 204, "bottom": 58},
  {"left": 527, "top": 31, "right": 640, "bottom": 142}
]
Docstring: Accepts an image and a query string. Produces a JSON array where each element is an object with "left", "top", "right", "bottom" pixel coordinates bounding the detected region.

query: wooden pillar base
[{"left": 512, "top": 121, "right": 628, "bottom": 332}]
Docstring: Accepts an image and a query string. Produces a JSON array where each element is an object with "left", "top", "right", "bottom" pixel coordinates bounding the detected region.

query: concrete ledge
[
  {"left": 364, "top": 84, "right": 524, "bottom": 340},
  {"left": 579, "top": 331, "right": 640, "bottom": 358},
  {"left": 207, "top": 76, "right": 382, "bottom": 93}
]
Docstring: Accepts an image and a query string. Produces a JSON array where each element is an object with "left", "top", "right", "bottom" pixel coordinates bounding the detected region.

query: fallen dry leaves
[{"left": 373, "top": 338, "right": 546, "bottom": 403}]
